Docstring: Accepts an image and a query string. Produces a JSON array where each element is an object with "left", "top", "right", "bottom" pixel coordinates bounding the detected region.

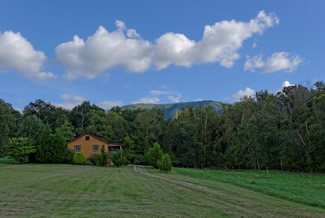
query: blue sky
[{"left": 0, "top": 0, "right": 324, "bottom": 111}]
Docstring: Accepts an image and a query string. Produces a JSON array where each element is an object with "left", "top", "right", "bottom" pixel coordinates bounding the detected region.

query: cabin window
[
  {"left": 74, "top": 145, "right": 81, "bottom": 152},
  {"left": 93, "top": 145, "right": 99, "bottom": 152},
  {"left": 85, "top": 136, "right": 90, "bottom": 140}
]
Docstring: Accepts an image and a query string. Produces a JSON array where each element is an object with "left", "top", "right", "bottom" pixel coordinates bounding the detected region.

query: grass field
[{"left": 1, "top": 160, "right": 325, "bottom": 217}]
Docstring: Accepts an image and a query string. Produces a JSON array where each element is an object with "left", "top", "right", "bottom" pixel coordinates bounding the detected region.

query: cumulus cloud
[
  {"left": 282, "top": 80, "right": 294, "bottom": 88},
  {"left": 56, "top": 10, "right": 279, "bottom": 79},
  {"left": 56, "top": 23, "right": 153, "bottom": 80},
  {"left": 168, "top": 94, "right": 182, "bottom": 103},
  {"left": 231, "top": 87, "right": 256, "bottom": 101},
  {"left": 54, "top": 93, "right": 86, "bottom": 110},
  {"left": 132, "top": 97, "right": 160, "bottom": 104},
  {"left": 0, "top": 31, "right": 55, "bottom": 79},
  {"left": 98, "top": 101, "right": 122, "bottom": 109},
  {"left": 155, "top": 10, "right": 279, "bottom": 70},
  {"left": 61, "top": 93, "right": 86, "bottom": 102},
  {"left": 149, "top": 90, "right": 173, "bottom": 95},
  {"left": 245, "top": 52, "right": 302, "bottom": 73}
]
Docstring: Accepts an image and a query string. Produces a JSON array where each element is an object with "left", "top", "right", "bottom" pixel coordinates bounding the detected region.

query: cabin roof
[{"left": 68, "top": 133, "right": 123, "bottom": 146}]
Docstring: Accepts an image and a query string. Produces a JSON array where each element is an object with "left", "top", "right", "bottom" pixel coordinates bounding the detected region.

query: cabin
[{"left": 68, "top": 133, "right": 122, "bottom": 165}]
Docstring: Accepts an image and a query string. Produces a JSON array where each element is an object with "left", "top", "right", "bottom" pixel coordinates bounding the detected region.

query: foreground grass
[
  {"left": 174, "top": 168, "right": 325, "bottom": 209},
  {"left": 1, "top": 161, "right": 325, "bottom": 217}
]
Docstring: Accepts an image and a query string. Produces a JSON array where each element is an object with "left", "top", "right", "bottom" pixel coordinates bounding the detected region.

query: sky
[{"left": 0, "top": 0, "right": 324, "bottom": 111}]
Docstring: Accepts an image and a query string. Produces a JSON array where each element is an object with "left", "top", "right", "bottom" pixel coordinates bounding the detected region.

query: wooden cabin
[{"left": 68, "top": 133, "right": 122, "bottom": 165}]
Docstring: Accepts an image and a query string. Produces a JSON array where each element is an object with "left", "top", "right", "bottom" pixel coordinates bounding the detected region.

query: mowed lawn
[{"left": 0, "top": 159, "right": 325, "bottom": 217}]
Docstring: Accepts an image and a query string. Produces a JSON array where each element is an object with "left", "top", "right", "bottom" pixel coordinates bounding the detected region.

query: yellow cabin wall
[{"left": 67, "top": 134, "right": 120, "bottom": 160}]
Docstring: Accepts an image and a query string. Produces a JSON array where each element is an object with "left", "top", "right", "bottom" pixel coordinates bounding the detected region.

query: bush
[
  {"left": 88, "top": 146, "right": 108, "bottom": 166},
  {"left": 158, "top": 153, "right": 172, "bottom": 172},
  {"left": 112, "top": 149, "right": 127, "bottom": 167},
  {"left": 89, "top": 153, "right": 101, "bottom": 165},
  {"left": 145, "top": 142, "right": 163, "bottom": 169},
  {"left": 7, "top": 137, "right": 36, "bottom": 164},
  {"left": 133, "top": 154, "right": 146, "bottom": 165},
  {"left": 73, "top": 152, "right": 86, "bottom": 165}
]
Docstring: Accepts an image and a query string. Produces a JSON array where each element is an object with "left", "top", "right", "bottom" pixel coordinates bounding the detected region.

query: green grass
[
  {"left": 1, "top": 161, "right": 325, "bottom": 217},
  {"left": 174, "top": 168, "right": 325, "bottom": 209}
]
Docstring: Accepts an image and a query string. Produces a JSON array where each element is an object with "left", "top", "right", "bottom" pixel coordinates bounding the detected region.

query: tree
[
  {"left": 37, "top": 124, "right": 68, "bottom": 163},
  {"left": 134, "top": 110, "right": 164, "bottom": 156},
  {"left": 7, "top": 137, "right": 36, "bottom": 163},
  {"left": 95, "top": 145, "right": 109, "bottom": 166},
  {"left": 23, "top": 99, "right": 69, "bottom": 130},
  {"left": 122, "top": 136, "right": 135, "bottom": 162},
  {"left": 112, "top": 149, "right": 127, "bottom": 167},
  {"left": 0, "top": 99, "right": 17, "bottom": 156},
  {"left": 85, "top": 110, "right": 114, "bottom": 141},
  {"left": 16, "top": 115, "right": 44, "bottom": 144},
  {"left": 69, "top": 101, "right": 104, "bottom": 134},
  {"left": 145, "top": 142, "right": 163, "bottom": 169},
  {"left": 158, "top": 153, "right": 172, "bottom": 172},
  {"left": 55, "top": 119, "right": 75, "bottom": 142},
  {"left": 107, "top": 110, "right": 130, "bottom": 142}
]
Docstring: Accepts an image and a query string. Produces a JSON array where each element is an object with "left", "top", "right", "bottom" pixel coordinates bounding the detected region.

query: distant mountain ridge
[{"left": 121, "top": 100, "right": 223, "bottom": 120}]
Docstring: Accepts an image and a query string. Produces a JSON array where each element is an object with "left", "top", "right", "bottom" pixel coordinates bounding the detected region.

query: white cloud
[
  {"left": 252, "top": 42, "right": 257, "bottom": 48},
  {"left": 195, "top": 98, "right": 204, "bottom": 102},
  {"left": 149, "top": 90, "right": 172, "bottom": 95},
  {"left": 56, "top": 11, "right": 279, "bottom": 79},
  {"left": 132, "top": 97, "right": 160, "bottom": 104},
  {"left": 0, "top": 31, "right": 55, "bottom": 79},
  {"left": 264, "top": 52, "right": 302, "bottom": 73},
  {"left": 54, "top": 93, "right": 86, "bottom": 110},
  {"left": 54, "top": 102, "right": 82, "bottom": 110},
  {"left": 127, "top": 29, "right": 140, "bottom": 38},
  {"left": 276, "top": 80, "right": 295, "bottom": 93},
  {"left": 168, "top": 94, "right": 182, "bottom": 103},
  {"left": 245, "top": 52, "right": 302, "bottom": 73},
  {"left": 244, "top": 55, "right": 265, "bottom": 72},
  {"left": 231, "top": 87, "right": 256, "bottom": 101},
  {"left": 282, "top": 80, "right": 294, "bottom": 88},
  {"left": 98, "top": 101, "right": 122, "bottom": 109},
  {"left": 155, "top": 10, "right": 279, "bottom": 70},
  {"left": 60, "top": 93, "right": 86, "bottom": 102},
  {"left": 56, "top": 24, "right": 153, "bottom": 80}
]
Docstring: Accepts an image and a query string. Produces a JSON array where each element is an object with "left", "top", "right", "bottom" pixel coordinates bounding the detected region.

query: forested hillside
[{"left": 1, "top": 81, "right": 325, "bottom": 171}]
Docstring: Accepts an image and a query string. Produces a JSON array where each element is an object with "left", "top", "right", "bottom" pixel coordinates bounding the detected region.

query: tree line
[{"left": 0, "top": 81, "right": 324, "bottom": 171}]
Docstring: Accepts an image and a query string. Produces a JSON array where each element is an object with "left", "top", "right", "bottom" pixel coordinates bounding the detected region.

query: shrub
[
  {"left": 7, "top": 137, "right": 36, "bottom": 164},
  {"left": 112, "top": 149, "right": 127, "bottom": 167},
  {"left": 73, "top": 152, "right": 86, "bottom": 165},
  {"left": 145, "top": 142, "right": 163, "bottom": 169},
  {"left": 89, "top": 153, "right": 101, "bottom": 165},
  {"left": 97, "top": 145, "right": 109, "bottom": 166},
  {"left": 133, "top": 154, "right": 146, "bottom": 165},
  {"left": 158, "top": 153, "right": 172, "bottom": 172}
]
